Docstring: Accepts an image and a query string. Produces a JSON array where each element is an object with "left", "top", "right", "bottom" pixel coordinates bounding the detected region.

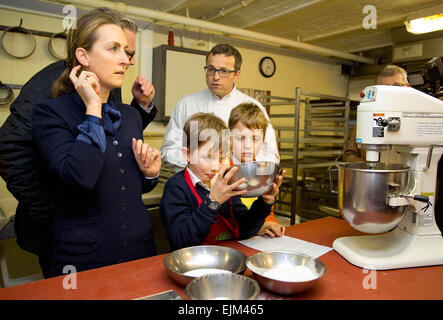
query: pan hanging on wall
[
  {"left": 0, "top": 82, "right": 14, "bottom": 106},
  {"left": 48, "top": 29, "right": 67, "bottom": 60},
  {"left": 1, "top": 19, "right": 36, "bottom": 59}
]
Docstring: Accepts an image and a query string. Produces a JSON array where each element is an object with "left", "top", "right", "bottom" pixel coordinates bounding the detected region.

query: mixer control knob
[{"left": 388, "top": 117, "right": 401, "bottom": 131}]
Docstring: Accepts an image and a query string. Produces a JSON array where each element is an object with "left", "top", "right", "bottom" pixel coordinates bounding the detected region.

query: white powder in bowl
[
  {"left": 248, "top": 179, "right": 260, "bottom": 187},
  {"left": 184, "top": 268, "right": 231, "bottom": 277},
  {"left": 238, "top": 182, "right": 248, "bottom": 189},
  {"left": 262, "top": 265, "right": 317, "bottom": 282}
]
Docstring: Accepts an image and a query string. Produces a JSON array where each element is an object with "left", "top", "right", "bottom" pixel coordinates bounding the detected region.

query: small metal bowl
[
  {"left": 246, "top": 251, "right": 326, "bottom": 295},
  {"left": 227, "top": 161, "right": 281, "bottom": 198},
  {"left": 185, "top": 273, "right": 260, "bottom": 300},
  {"left": 163, "top": 245, "right": 247, "bottom": 286}
]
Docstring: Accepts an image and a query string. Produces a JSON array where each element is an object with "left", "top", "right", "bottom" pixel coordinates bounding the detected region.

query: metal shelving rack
[{"left": 264, "top": 88, "right": 350, "bottom": 224}]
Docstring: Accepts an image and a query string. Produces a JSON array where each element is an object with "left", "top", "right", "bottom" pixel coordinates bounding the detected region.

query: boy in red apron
[
  {"left": 229, "top": 102, "right": 286, "bottom": 237},
  {"left": 160, "top": 113, "right": 283, "bottom": 250}
]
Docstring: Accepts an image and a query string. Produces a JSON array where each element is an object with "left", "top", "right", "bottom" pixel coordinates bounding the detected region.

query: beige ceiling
[{"left": 106, "top": 0, "right": 443, "bottom": 54}]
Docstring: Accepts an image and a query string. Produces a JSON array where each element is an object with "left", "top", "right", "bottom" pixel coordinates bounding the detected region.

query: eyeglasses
[
  {"left": 125, "top": 50, "right": 135, "bottom": 61},
  {"left": 204, "top": 66, "right": 236, "bottom": 78}
]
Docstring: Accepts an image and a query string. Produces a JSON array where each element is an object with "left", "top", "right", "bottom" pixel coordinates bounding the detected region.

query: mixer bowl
[
  {"left": 226, "top": 161, "right": 281, "bottom": 197},
  {"left": 338, "top": 162, "right": 410, "bottom": 234}
]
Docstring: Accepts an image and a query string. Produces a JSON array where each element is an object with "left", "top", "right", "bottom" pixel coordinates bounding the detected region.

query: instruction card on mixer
[{"left": 239, "top": 235, "right": 332, "bottom": 259}]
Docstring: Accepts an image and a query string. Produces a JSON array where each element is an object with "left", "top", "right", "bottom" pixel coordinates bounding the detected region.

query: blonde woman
[{"left": 33, "top": 8, "right": 161, "bottom": 277}]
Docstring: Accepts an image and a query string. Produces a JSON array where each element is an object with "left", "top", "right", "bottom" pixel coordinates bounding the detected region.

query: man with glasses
[
  {"left": 0, "top": 8, "right": 157, "bottom": 264},
  {"left": 343, "top": 65, "right": 410, "bottom": 162},
  {"left": 161, "top": 43, "right": 279, "bottom": 170}
]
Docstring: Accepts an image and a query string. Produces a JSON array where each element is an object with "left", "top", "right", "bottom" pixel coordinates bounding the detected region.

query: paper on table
[{"left": 238, "top": 235, "right": 332, "bottom": 259}]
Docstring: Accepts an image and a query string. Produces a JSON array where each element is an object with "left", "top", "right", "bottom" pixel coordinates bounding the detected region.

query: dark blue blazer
[{"left": 33, "top": 92, "right": 158, "bottom": 276}]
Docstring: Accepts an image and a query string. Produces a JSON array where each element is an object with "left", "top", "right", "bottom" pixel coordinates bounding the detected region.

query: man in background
[{"left": 160, "top": 43, "right": 279, "bottom": 171}]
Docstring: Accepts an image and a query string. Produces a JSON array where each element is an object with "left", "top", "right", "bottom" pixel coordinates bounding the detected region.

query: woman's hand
[
  {"left": 209, "top": 164, "right": 247, "bottom": 204},
  {"left": 132, "top": 138, "right": 161, "bottom": 178},
  {"left": 69, "top": 65, "right": 102, "bottom": 117},
  {"left": 262, "top": 169, "right": 286, "bottom": 204}
]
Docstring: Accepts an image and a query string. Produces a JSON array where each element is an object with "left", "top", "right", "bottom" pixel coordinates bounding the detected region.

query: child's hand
[
  {"left": 257, "top": 221, "right": 285, "bottom": 237},
  {"left": 132, "top": 138, "right": 162, "bottom": 178},
  {"left": 262, "top": 169, "right": 286, "bottom": 204},
  {"left": 209, "top": 164, "right": 247, "bottom": 204}
]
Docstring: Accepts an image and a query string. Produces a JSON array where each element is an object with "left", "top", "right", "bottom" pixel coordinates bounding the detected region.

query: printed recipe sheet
[{"left": 238, "top": 235, "right": 332, "bottom": 259}]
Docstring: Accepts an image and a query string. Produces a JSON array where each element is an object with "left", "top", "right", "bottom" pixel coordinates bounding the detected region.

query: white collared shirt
[
  {"left": 186, "top": 167, "right": 210, "bottom": 191},
  {"left": 160, "top": 87, "right": 280, "bottom": 168}
]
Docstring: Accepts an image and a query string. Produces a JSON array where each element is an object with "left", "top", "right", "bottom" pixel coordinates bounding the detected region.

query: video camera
[{"left": 408, "top": 57, "right": 443, "bottom": 98}]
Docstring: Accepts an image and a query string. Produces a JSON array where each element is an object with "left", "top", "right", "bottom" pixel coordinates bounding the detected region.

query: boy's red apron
[{"left": 184, "top": 169, "right": 239, "bottom": 244}]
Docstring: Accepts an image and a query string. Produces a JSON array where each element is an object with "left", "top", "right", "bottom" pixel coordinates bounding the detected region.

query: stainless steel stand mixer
[{"left": 333, "top": 85, "right": 443, "bottom": 270}]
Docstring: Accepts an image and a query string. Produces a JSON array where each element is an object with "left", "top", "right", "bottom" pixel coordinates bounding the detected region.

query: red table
[{"left": 0, "top": 217, "right": 442, "bottom": 300}]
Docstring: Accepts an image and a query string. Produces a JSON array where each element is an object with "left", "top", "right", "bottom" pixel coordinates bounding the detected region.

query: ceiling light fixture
[{"left": 405, "top": 6, "right": 443, "bottom": 35}]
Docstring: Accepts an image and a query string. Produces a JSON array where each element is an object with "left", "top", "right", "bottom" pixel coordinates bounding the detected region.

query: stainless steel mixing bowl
[
  {"left": 337, "top": 162, "right": 410, "bottom": 233},
  {"left": 226, "top": 161, "right": 281, "bottom": 197},
  {"left": 246, "top": 251, "right": 326, "bottom": 295},
  {"left": 163, "top": 245, "right": 247, "bottom": 286},
  {"left": 185, "top": 273, "right": 260, "bottom": 300}
]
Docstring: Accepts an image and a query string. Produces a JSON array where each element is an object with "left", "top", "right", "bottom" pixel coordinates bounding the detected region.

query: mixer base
[{"left": 333, "top": 227, "right": 443, "bottom": 270}]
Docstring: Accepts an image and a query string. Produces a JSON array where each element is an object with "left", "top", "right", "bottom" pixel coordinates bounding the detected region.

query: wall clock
[{"left": 259, "top": 56, "right": 276, "bottom": 78}]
